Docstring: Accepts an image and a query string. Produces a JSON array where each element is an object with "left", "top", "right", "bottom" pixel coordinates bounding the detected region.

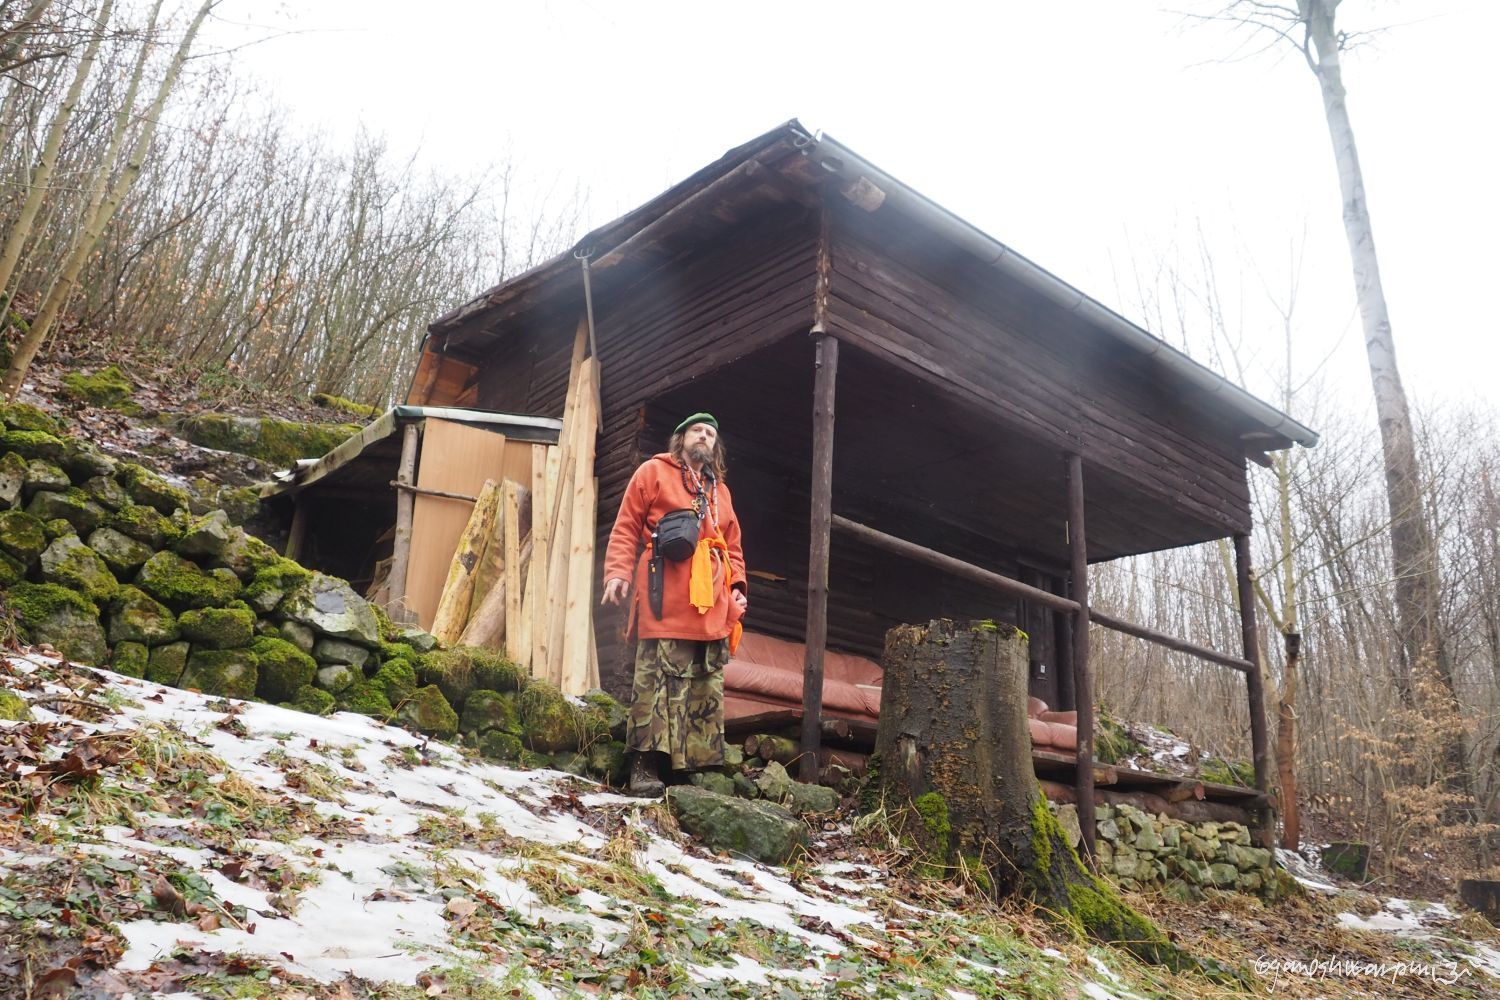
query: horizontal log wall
[
  {"left": 471, "top": 205, "right": 823, "bottom": 694},
  {"left": 825, "top": 202, "right": 1252, "bottom": 541}
]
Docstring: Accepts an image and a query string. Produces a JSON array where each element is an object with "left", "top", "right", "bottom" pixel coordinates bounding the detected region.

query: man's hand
[
  {"left": 732, "top": 589, "right": 748, "bottom": 613},
  {"left": 602, "top": 577, "right": 630, "bottom": 605}
]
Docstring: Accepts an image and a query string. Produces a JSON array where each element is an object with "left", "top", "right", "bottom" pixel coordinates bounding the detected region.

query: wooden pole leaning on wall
[
  {"left": 1067, "top": 452, "right": 1096, "bottom": 865},
  {"left": 387, "top": 423, "right": 421, "bottom": 624},
  {"left": 1234, "top": 532, "right": 1276, "bottom": 847},
  {"left": 800, "top": 333, "right": 839, "bottom": 783}
]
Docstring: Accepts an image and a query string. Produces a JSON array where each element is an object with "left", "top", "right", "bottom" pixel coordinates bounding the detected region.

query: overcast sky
[{"left": 206, "top": 1, "right": 1499, "bottom": 420}]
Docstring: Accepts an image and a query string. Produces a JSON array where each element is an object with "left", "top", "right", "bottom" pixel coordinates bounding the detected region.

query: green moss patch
[
  {"left": 108, "top": 585, "right": 179, "bottom": 645},
  {"left": 38, "top": 534, "right": 119, "bottom": 602},
  {"left": 178, "top": 606, "right": 255, "bottom": 649},
  {"left": 418, "top": 646, "right": 523, "bottom": 710},
  {"left": 173, "top": 413, "right": 362, "bottom": 467},
  {"left": 243, "top": 556, "right": 310, "bottom": 614},
  {"left": 135, "top": 550, "right": 241, "bottom": 610},
  {"left": 107, "top": 503, "right": 177, "bottom": 548},
  {"left": 0, "top": 688, "right": 31, "bottom": 721},
  {"left": 251, "top": 635, "right": 317, "bottom": 702},
  {"left": 116, "top": 463, "right": 191, "bottom": 515},
  {"left": 313, "top": 393, "right": 381, "bottom": 419},
  {"left": 369, "top": 657, "right": 417, "bottom": 706},
  {"left": 27, "top": 488, "right": 107, "bottom": 534},
  {"left": 0, "top": 508, "right": 47, "bottom": 563},
  {"left": 61, "top": 364, "right": 135, "bottom": 409},
  {"left": 0, "top": 402, "right": 59, "bottom": 434},
  {"left": 395, "top": 684, "right": 458, "bottom": 740},
  {"left": 0, "top": 429, "right": 66, "bottom": 462},
  {"left": 288, "top": 684, "right": 335, "bottom": 715},
  {"left": 337, "top": 680, "right": 394, "bottom": 718},
  {"left": 179, "top": 647, "right": 258, "bottom": 699}
]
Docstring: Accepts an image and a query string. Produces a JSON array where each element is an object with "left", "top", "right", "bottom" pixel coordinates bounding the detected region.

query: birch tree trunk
[
  {"left": 2, "top": 0, "right": 215, "bottom": 399},
  {"left": 0, "top": 0, "right": 113, "bottom": 301},
  {"left": 1300, "top": 0, "right": 1449, "bottom": 703}
]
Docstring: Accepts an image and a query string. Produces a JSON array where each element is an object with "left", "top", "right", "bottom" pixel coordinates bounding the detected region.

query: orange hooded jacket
[{"left": 604, "top": 453, "right": 746, "bottom": 642}]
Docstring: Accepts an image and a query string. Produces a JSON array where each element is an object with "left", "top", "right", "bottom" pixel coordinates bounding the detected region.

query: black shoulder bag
[{"left": 647, "top": 508, "right": 701, "bottom": 619}]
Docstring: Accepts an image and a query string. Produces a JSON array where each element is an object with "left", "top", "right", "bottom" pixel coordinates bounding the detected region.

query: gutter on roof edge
[{"left": 803, "top": 135, "right": 1319, "bottom": 449}]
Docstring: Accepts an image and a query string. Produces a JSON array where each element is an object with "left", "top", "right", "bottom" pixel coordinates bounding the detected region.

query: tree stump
[{"left": 875, "top": 619, "right": 1197, "bottom": 971}]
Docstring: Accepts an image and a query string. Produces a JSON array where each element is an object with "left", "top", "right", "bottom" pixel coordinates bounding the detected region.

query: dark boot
[{"left": 627, "top": 751, "right": 665, "bottom": 798}]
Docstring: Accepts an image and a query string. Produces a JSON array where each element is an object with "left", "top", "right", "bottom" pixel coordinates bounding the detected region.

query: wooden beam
[
  {"left": 800, "top": 333, "right": 839, "bottom": 783},
  {"left": 1089, "top": 609, "right": 1252, "bottom": 673},
  {"left": 387, "top": 423, "right": 420, "bottom": 624},
  {"left": 594, "top": 159, "right": 764, "bottom": 270},
  {"left": 1067, "top": 453, "right": 1096, "bottom": 865},
  {"left": 1235, "top": 532, "right": 1275, "bottom": 845},
  {"left": 831, "top": 514, "right": 1079, "bottom": 614}
]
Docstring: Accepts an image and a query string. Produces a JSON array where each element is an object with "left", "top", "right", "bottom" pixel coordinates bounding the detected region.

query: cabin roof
[{"left": 425, "top": 119, "right": 1316, "bottom": 451}]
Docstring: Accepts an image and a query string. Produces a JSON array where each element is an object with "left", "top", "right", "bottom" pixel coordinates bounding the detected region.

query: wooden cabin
[{"left": 343, "top": 121, "right": 1315, "bottom": 840}]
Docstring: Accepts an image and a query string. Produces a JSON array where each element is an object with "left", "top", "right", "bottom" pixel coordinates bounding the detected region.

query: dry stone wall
[{"left": 1052, "top": 800, "right": 1278, "bottom": 900}]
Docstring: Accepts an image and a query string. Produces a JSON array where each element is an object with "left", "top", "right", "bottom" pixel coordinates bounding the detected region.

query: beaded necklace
[{"left": 678, "top": 459, "right": 719, "bottom": 530}]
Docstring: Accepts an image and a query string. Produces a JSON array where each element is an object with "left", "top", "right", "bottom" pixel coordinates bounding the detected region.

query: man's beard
[{"left": 687, "top": 443, "right": 713, "bottom": 466}]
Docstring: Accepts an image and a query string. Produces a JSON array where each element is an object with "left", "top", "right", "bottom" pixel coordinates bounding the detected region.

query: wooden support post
[
  {"left": 1067, "top": 453, "right": 1096, "bottom": 864},
  {"left": 1054, "top": 576, "right": 1076, "bottom": 712},
  {"left": 387, "top": 423, "right": 420, "bottom": 624},
  {"left": 284, "top": 498, "right": 309, "bottom": 563},
  {"left": 800, "top": 334, "right": 839, "bottom": 783},
  {"left": 1235, "top": 532, "right": 1275, "bottom": 845}
]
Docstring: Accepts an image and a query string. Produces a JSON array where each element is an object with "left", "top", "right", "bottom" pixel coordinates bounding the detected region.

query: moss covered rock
[
  {"left": 9, "top": 582, "right": 106, "bottom": 664},
  {"left": 243, "top": 556, "right": 309, "bottom": 613},
  {"left": 666, "top": 786, "right": 808, "bottom": 864},
  {"left": 146, "top": 641, "right": 190, "bottom": 686},
  {"left": 0, "top": 688, "right": 31, "bottom": 721},
  {"left": 108, "top": 586, "right": 179, "bottom": 645},
  {"left": 39, "top": 534, "right": 119, "bottom": 602},
  {"left": 517, "top": 680, "right": 589, "bottom": 754},
  {"left": 173, "top": 413, "right": 362, "bottom": 467},
  {"left": 315, "top": 663, "right": 359, "bottom": 693},
  {"left": 378, "top": 640, "right": 418, "bottom": 664},
  {"left": 107, "top": 503, "right": 176, "bottom": 548},
  {"left": 278, "top": 619, "right": 316, "bottom": 653},
  {"left": 41, "top": 518, "right": 72, "bottom": 541},
  {"left": 217, "top": 528, "right": 278, "bottom": 580},
  {"left": 395, "top": 626, "right": 438, "bottom": 653},
  {"left": 460, "top": 689, "right": 521, "bottom": 738},
  {"left": 279, "top": 571, "right": 378, "bottom": 646},
  {"left": 216, "top": 485, "right": 262, "bottom": 526},
  {"left": 0, "top": 549, "right": 23, "bottom": 586},
  {"left": 0, "top": 429, "right": 66, "bottom": 462},
  {"left": 27, "top": 489, "right": 107, "bottom": 534},
  {"left": 250, "top": 635, "right": 317, "bottom": 702},
  {"left": 312, "top": 393, "right": 380, "bottom": 420},
  {"left": 337, "top": 680, "right": 394, "bottom": 718},
  {"left": 78, "top": 474, "right": 128, "bottom": 511},
  {"left": 61, "top": 365, "right": 134, "bottom": 408},
  {"left": 117, "top": 463, "right": 190, "bottom": 515},
  {"left": 22, "top": 459, "right": 69, "bottom": 499},
  {"left": 0, "top": 508, "right": 47, "bottom": 563},
  {"left": 396, "top": 684, "right": 458, "bottom": 740},
  {"left": 581, "top": 689, "right": 628, "bottom": 742},
  {"left": 178, "top": 606, "right": 255, "bottom": 649},
  {"left": 418, "top": 646, "right": 523, "bottom": 711},
  {"left": 111, "top": 641, "right": 149, "bottom": 678},
  {"left": 59, "top": 438, "right": 114, "bottom": 480},
  {"left": 477, "top": 730, "right": 523, "bottom": 761},
  {"left": 134, "top": 550, "right": 240, "bottom": 610},
  {"left": 288, "top": 684, "right": 335, "bottom": 715},
  {"left": 312, "top": 636, "right": 371, "bottom": 669},
  {"left": 179, "top": 648, "right": 258, "bottom": 699},
  {"left": 588, "top": 739, "right": 629, "bottom": 785},
  {"left": 173, "top": 509, "right": 232, "bottom": 561},
  {"left": 0, "top": 402, "right": 59, "bottom": 434},
  {"left": 0, "top": 450, "right": 27, "bottom": 507},
  {"left": 86, "top": 526, "right": 154, "bottom": 576},
  {"left": 369, "top": 657, "right": 417, "bottom": 706}
]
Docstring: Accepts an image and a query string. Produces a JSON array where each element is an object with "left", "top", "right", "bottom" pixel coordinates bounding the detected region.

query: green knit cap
[{"left": 674, "top": 412, "right": 718, "bottom": 434}]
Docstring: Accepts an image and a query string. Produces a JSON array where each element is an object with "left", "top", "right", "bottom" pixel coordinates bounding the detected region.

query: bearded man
[{"left": 602, "top": 413, "right": 748, "bottom": 796}]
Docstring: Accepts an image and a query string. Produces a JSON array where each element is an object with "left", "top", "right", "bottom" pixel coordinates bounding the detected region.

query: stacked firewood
[
  {"left": 428, "top": 325, "right": 602, "bottom": 696},
  {"left": 740, "top": 722, "right": 869, "bottom": 790}
]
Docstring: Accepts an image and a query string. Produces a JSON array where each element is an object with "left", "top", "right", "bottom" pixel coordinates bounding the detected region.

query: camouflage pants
[{"left": 627, "top": 638, "right": 728, "bottom": 771}]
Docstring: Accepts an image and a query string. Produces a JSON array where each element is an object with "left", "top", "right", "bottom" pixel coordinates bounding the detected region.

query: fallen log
[{"left": 430, "top": 480, "right": 500, "bottom": 644}]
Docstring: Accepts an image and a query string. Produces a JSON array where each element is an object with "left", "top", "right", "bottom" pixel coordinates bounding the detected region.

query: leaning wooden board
[{"left": 405, "top": 419, "right": 532, "bottom": 631}]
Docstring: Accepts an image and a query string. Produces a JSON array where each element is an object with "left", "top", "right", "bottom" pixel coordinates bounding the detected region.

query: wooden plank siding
[{"left": 464, "top": 204, "right": 822, "bottom": 692}]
